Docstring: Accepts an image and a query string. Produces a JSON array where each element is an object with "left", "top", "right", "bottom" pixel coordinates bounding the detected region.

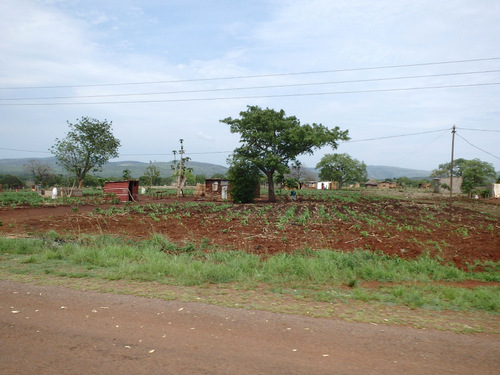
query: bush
[{"left": 227, "top": 157, "right": 261, "bottom": 203}]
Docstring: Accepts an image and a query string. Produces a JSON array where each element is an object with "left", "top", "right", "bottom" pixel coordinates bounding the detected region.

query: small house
[
  {"left": 378, "top": 181, "right": 397, "bottom": 189},
  {"left": 365, "top": 179, "right": 378, "bottom": 188},
  {"left": 489, "top": 183, "right": 500, "bottom": 198},
  {"left": 432, "top": 177, "right": 462, "bottom": 194},
  {"left": 301, "top": 181, "right": 337, "bottom": 190},
  {"left": 103, "top": 180, "right": 139, "bottom": 202},
  {"left": 205, "top": 179, "right": 232, "bottom": 201}
]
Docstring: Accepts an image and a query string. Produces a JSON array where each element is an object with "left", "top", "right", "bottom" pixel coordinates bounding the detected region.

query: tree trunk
[
  {"left": 267, "top": 172, "right": 275, "bottom": 202},
  {"left": 78, "top": 179, "right": 84, "bottom": 189}
]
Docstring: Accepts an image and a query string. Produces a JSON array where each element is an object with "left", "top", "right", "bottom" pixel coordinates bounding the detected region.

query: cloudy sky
[{"left": 1, "top": 0, "right": 499, "bottom": 173}]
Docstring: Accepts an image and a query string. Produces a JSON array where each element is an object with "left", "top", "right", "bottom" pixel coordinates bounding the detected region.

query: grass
[{"left": 1, "top": 234, "right": 498, "bottom": 317}]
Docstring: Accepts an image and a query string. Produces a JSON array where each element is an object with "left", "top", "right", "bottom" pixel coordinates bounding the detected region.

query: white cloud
[{"left": 0, "top": 0, "right": 499, "bottom": 172}]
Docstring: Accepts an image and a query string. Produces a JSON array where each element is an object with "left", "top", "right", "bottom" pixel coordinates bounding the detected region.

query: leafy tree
[
  {"left": 395, "top": 176, "right": 426, "bottom": 189},
  {"left": 227, "top": 156, "right": 262, "bottom": 203},
  {"left": 211, "top": 173, "right": 227, "bottom": 179},
  {"left": 460, "top": 159, "right": 496, "bottom": 194},
  {"left": 83, "top": 174, "right": 105, "bottom": 187},
  {"left": 221, "top": 106, "right": 349, "bottom": 201},
  {"left": 0, "top": 174, "right": 25, "bottom": 189},
  {"left": 432, "top": 158, "right": 496, "bottom": 194},
  {"left": 143, "top": 162, "right": 161, "bottom": 187},
  {"left": 430, "top": 158, "right": 468, "bottom": 178},
  {"left": 50, "top": 117, "right": 120, "bottom": 188},
  {"left": 122, "top": 169, "right": 132, "bottom": 180},
  {"left": 195, "top": 174, "right": 207, "bottom": 184},
  {"left": 316, "top": 153, "right": 367, "bottom": 189}
]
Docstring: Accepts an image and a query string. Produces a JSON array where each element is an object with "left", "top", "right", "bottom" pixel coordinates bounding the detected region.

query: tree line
[{"left": 4, "top": 110, "right": 497, "bottom": 200}]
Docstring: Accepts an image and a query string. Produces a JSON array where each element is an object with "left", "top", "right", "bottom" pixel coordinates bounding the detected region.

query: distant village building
[
  {"left": 377, "top": 181, "right": 397, "bottom": 189},
  {"left": 204, "top": 178, "right": 231, "bottom": 201},
  {"left": 103, "top": 180, "right": 139, "bottom": 202},
  {"left": 432, "top": 177, "right": 463, "bottom": 194},
  {"left": 489, "top": 183, "right": 500, "bottom": 198},
  {"left": 301, "top": 181, "right": 337, "bottom": 190},
  {"left": 365, "top": 179, "right": 378, "bottom": 188}
]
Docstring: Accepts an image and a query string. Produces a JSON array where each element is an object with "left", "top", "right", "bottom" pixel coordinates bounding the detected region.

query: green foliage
[
  {"left": 142, "top": 161, "right": 161, "bottom": 187},
  {"left": 50, "top": 117, "right": 121, "bottom": 188},
  {"left": 221, "top": 105, "right": 349, "bottom": 201},
  {"left": 1, "top": 235, "right": 499, "bottom": 313},
  {"left": 122, "top": 169, "right": 132, "bottom": 180},
  {"left": 460, "top": 159, "right": 497, "bottom": 194},
  {"left": 316, "top": 153, "right": 367, "bottom": 189},
  {"left": 0, "top": 174, "right": 25, "bottom": 189},
  {"left": 431, "top": 158, "right": 468, "bottom": 178},
  {"left": 227, "top": 156, "right": 261, "bottom": 203},
  {"left": 0, "top": 191, "right": 46, "bottom": 207}
]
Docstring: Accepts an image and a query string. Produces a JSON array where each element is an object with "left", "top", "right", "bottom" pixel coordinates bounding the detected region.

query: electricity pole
[{"left": 449, "top": 125, "right": 456, "bottom": 198}]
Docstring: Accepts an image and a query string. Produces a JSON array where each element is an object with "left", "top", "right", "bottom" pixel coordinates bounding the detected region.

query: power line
[
  {"left": 2, "top": 57, "right": 500, "bottom": 90},
  {"left": 455, "top": 133, "right": 500, "bottom": 160},
  {"left": 391, "top": 129, "right": 450, "bottom": 164},
  {"left": 0, "top": 147, "right": 51, "bottom": 154},
  {"left": 3, "top": 69, "right": 500, "bottom": 101},
  {"left": 456, "top": 127, "right": 500, "bottom": 133},
  {"left": 0, "top": 129, "right": 453, "bottom": 155},
  {"left": 2, "top": 82, "right": 499, "bottom": 106},
  {"left": 344, "top": 129, "right": 451, "bottom": 143}
]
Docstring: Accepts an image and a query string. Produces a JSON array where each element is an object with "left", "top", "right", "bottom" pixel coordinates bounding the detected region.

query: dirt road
[{"left": 1, "top": 281, "right": 498, "bottom": 374}]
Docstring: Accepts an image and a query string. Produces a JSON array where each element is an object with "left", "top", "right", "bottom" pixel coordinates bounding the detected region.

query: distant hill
[
  {"left": 0, "top": 157, "right": 430, "bottom": 181},
  {"left": 366, "top": 165, "right": 431, "bottom": 180},
  {"left": 0, "top": 157, "right": 228, "bottom": 179}
]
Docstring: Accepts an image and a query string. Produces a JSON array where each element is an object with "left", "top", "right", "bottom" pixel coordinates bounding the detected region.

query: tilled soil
[
  {"left": 1, "top": 280, "right": 499, "bottom": 375},
  {"left": 1, "top": 195, "right": 498, "bottom": 268}
]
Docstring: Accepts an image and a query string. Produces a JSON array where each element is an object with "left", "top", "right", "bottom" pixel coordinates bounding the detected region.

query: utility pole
[{"left": 449, "top": 125, "right": 456, "bottom": 198}]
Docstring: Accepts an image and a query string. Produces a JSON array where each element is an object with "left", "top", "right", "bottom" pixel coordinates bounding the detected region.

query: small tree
[
  {"left": 227, "top": 156, "right": 261, "bottom": 203},
  {"left": 143, "top": 162, "right": 161, "bottom": 187},
  {"left": 316, "top": 153, "right": 367, "bottom": 189},
  {"left": 50, "top": 117, "right": 120, "bottom": 188},
  {"left": 24, "top": 159, "right": 55, "bottom": 187},
  {"left": 122, "top": 169, "right": 132, "bottom": 180},
  {"left": 221, "top": 106, "right": 349, "bottom": 201},
  {"left": 287, "top": 161, "right": 316, "bottom": 183}
]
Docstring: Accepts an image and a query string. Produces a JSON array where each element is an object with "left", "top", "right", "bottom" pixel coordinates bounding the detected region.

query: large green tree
[
  {"left": 430, "top": 158, "right": 468, "bottom": 178},
  {"left": 50, "top": 117, "right": 120, "bottom": 188},
  {"left": 221, "top": 106, "right": 349, "bottom": 201},
  {"left": 316, "top": 153, "right": 367, "bottom": 189},
  {"left": 460, "top": 159, "right": 496, "bottom": 194},
  {"left": 431, "top": 158, "right": 496, "bottom": 194}
]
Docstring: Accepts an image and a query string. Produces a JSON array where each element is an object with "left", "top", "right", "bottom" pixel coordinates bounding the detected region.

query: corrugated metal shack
[{"left": 103, "top": 180, "right": 139, "bottom": 202}]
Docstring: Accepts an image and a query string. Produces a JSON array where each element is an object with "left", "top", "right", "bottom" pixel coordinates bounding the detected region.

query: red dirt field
[{"left": 1, "top": 194, "right": 499, "bottom": 268}]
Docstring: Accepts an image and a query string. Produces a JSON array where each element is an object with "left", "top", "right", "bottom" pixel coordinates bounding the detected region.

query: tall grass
[{"left": 0, "top": 235, "right": 498, "bottom": 312}]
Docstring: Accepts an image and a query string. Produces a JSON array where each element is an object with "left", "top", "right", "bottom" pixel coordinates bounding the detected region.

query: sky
[{"left": 1, "top": 0, "right": 499, "bottom": 173}]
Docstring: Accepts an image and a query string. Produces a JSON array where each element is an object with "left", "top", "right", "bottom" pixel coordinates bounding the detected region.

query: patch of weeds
[{"left": 453, "top": 227, "right": 469, "bottom": 238}]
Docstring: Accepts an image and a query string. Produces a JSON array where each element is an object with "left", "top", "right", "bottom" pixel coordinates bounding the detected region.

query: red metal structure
[{"left": 103, "top": 180, "right": 139, "bottom": 202}]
